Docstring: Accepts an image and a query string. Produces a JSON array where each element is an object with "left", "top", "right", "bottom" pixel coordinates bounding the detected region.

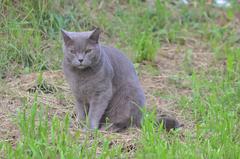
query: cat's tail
[{"left": 155, "top": 115, "right": 184, "bottom": 132}]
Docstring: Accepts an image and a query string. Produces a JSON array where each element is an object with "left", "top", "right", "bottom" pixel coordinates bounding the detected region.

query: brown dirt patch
[{"left": 140, "top": 42, "right": 222, "bottom": 130}]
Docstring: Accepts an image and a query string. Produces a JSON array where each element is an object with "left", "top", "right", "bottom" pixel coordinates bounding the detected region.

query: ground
[
  {"left": 0, "top": 1, "right": 240, "bottom": 158},
  {"left": 0, "top": 42, "right": 221, "bottom": 152}
]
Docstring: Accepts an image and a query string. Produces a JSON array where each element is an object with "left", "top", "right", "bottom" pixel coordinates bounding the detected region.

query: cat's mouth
[{"left": 77, "top": 64, "right": 87, "bottom": 69}]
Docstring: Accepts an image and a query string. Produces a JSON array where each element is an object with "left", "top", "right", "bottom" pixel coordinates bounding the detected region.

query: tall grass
[{"left": 1, "top": 94, "right": 124, "bottom": 158}]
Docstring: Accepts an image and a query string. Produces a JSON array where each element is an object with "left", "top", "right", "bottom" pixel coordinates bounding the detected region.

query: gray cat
[
  {"left": 61, "top": 28, "right": 145, "bottom": 131},
  {"left": 61, "top": 28, "right": 181, "bottom": 131}
]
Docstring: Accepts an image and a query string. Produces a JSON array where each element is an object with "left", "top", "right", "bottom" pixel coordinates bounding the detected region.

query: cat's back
[
  {"left": 101, "top": 46, "right": 139, "bottom": 86},
  {"left": 101, "top": 45, "right": 138, "bottom": 81}
]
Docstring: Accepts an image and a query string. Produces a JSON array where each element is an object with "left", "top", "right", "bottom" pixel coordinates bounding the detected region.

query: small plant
[
  {"left": 134, "top": 32, "right": 159, "bottom": 62},
  {"left": 182, "top": 49, "right": 193, "bottom": 75}
]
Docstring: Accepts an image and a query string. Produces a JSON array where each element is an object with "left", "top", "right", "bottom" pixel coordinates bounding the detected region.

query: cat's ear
[
  {"left": 61, "top": 29, "right": 73, "bottom": 46},
  {"left": 88, "top": 28, "right": 100, "bottom": 44}
]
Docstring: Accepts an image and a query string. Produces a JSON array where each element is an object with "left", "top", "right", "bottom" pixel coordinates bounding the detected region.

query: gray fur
[{"left": 61, "top": 29, "right": 145, "bottom": 130}]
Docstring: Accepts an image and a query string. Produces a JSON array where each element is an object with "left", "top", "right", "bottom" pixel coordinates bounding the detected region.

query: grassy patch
[
  {"left": 1, "top": 0, "right": 240, "bottom": 158},
  {"left": 1, "top": 95, "right": 124, "bottom": 158}
]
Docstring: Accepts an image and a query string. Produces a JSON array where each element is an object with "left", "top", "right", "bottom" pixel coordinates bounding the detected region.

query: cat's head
[{"left": 61, "top": 28, "right": 101, "bottom": 69}]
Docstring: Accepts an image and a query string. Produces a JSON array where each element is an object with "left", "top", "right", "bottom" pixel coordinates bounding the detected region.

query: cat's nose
[{"left": 78, "top": 59, "right": 83, "bottom": 63}]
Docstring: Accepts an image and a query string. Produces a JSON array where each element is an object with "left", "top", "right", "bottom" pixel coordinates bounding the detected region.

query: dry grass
[{"left": 0, "top": 41, "right": 223, "bottom": 149}]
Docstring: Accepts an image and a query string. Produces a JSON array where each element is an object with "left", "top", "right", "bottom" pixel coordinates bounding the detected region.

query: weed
[{"left": 134, "top": 32, "right": 159, "bottom": 62}]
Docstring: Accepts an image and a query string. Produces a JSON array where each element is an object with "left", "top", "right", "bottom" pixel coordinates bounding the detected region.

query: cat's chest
[
  {"left": 70, "top": 72, "right": 111, "bottom": 97},
  {"left": 76, "top": 77, "right": 99, "bottom": 92}
]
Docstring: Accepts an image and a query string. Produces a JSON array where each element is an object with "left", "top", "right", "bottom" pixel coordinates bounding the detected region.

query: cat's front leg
[
  {"left": 88, "top": 91, "right": 112, "bottom": 129},
  {"left": 75, "top": 99, "right": 87, "bottom": 127}
]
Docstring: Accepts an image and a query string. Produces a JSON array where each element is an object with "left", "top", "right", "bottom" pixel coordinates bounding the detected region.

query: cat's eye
[
  {"left": 85, "top": 49, "right": 92, "bottom": 54},
  {"left": 70, "top": 49, "right": 75, "bottom": 54}
]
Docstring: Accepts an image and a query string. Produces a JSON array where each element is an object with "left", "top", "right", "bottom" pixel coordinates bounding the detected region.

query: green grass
[
  {"left": 1, "top": 95, "right": 124, "bottom": 158},
  {"left": 1, "top": 0, "right": 240, "bottom": 158}
]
